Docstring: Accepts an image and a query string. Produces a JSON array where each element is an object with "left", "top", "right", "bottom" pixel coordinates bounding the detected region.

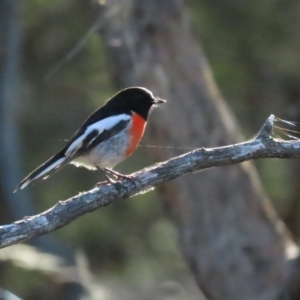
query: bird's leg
[
  {"left": 103, "top": 168, "right": 140, "bottom": 189},
  {"left": 102, "top": 169, "right": 117, "bottom": 183},
  {"left": 103, "top": 168, "right": 134, "bottom": 180},
  {"left": 94, "top": 167, "right": 116, "bottom": 188},
  {"left": 101, "top": 167, "right": 131, "bottom": 193},
  {"left": 94, "top": 168, "right": 138, "bottom": 192}
]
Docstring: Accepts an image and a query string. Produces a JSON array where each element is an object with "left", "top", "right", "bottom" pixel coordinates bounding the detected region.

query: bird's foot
[
  {"left": 103, "top": 168, "right": 134, "bottom": 181},
  {"left": 95, "top": 168, "right": 138, "bottom": 193},
  {"left": 94, "top": 180, "right": 110, "bottom": 188},
  {"left": 103, "top": 168, "right": 140, "bottom": 191},
  {"left": 94, "top": 169, "right": 126, "bottom": 193},
  {"left": 94, "top": 178, "right": 126, "bottom": 194}
]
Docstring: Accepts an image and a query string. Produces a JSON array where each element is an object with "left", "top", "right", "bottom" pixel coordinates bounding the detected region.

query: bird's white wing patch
[
  {"left": 65, "top": 114, "right": 131, "bottom": 157},
  {"left": 19, "top": 180, "right": 30, "bottom": 190},
  {"left": 37, "top": 157, "right": 66, "bottom": 179}
]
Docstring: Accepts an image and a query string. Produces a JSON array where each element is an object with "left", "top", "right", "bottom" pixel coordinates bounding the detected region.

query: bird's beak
[{"left": 153, "top": 97, "right": 167, "bottom": 105}]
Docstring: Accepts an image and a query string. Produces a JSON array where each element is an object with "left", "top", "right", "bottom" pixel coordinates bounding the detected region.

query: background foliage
[{"left": 1, "top": 0, "right": 300, "bottom": 299}]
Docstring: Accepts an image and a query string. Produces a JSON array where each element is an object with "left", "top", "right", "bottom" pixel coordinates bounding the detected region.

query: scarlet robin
[{"left": 15, "top": 87, "right": 166, "bottom": 191}]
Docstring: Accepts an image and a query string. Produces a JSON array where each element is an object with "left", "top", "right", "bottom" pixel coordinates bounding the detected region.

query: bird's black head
[{"left": 108, "top": 87, "right": 166, "bottom": 120}]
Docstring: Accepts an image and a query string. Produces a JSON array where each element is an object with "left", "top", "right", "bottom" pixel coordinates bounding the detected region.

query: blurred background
[{"left": 1, "top": 0, "right": 300, "bottom": 299}]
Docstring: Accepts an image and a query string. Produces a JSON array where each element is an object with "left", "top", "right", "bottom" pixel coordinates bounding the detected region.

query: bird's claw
[
  {"left": 95, "top": 168, "right": 139, "bottom": 193},
  {"left": 103, "top": 168, "right": 133, "bottom": 181},
  {"left": 94, "top": 180, "right": 109, "bottom": 188},
  {"left": 95, "top": 177, "right": 126, "bottom": 193}
]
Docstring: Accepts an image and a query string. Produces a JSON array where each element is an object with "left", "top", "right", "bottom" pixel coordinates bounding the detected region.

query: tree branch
[{"left": 1, "top": 114, "right": 299, "bottom": 249}]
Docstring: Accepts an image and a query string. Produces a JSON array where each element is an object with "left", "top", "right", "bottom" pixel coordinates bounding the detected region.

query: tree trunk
[{"left": 99, "top": 1, "right": 297, "bottom": 299}]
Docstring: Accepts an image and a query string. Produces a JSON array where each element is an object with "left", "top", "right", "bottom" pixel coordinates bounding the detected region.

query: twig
[
  {"left": 1, "top": 114, "right": 300, "bottom": 249},
  {"left": 44, "top": 5, "right": 121, "bottom": 82}
]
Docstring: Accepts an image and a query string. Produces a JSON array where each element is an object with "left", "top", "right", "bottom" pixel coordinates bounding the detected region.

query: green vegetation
[{"left": 1, "top": 0, "right": 300, "bottom": 298}]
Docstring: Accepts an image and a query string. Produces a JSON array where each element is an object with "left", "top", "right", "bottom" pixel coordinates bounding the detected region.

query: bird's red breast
[{"left": 126, "top": 112, "right": 147, "bottom": 157}]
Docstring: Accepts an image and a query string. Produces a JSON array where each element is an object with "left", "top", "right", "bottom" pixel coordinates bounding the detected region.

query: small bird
[{"left": 15, "top": 87, "right": 166, "bottom": 192}]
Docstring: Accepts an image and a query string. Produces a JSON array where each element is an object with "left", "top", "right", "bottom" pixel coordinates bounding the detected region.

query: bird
[{"left": 14, "top": 87, "right": 166, "bottom": 192}]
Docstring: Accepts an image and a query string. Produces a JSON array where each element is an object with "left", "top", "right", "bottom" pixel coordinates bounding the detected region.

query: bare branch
[{"left": 1, "top": 114, "right": 300, "bottom": 249}]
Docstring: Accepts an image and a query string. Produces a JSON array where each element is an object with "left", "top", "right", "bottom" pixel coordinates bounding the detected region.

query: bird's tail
[{"left": 14, "top": 150, "right": 68, "bottom": 192}]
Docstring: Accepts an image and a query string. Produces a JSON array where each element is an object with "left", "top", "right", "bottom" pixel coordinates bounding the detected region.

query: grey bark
[{"left": 98, "top": 1, "right": 297, "bottom": 299}]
